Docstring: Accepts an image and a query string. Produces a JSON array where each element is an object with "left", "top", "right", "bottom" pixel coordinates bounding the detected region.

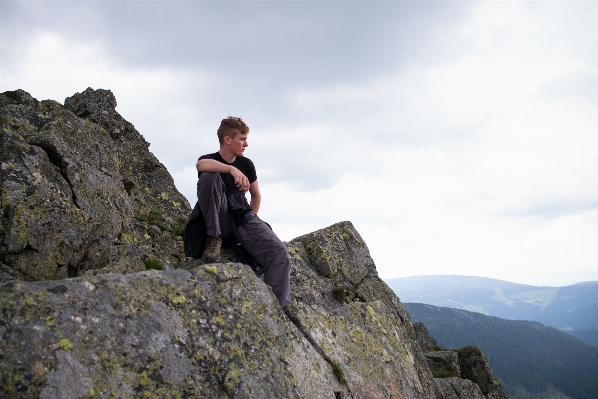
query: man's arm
[
  {"left": 248, "top": 180, "right": 261, "bottom": 215},
  {"left": 196, "top": 159, "right": 250, "bottom": 192},
  {"left": 196, "top": 158, "right": 233, "bottom": 174}
]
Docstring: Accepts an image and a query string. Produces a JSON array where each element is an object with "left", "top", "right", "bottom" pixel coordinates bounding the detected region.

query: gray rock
[
  {"left": 457, "top": 346, "right": 508, "bottom": 399},
  {"left": 286, "top": 221, "right": 437, "bottom": 398},
  {"left": 1, "top": 89, "right": 190, "bottom": 282},
  {"left": 444, "top": 377, "right": 486, "bottom": 399},
  {"left": 424, "top": 351, "right": 460, "bottom": 378},
  {"left": 39, "top": 351, "right": 93, "bottom": 399},
  {"left": 0, "top": 265, "right": 338, "bottom": 398},
  {"left": 0, "top": 222, "right": 444, "bottom": 399},
  {"left": 415, "top": 322, "right": 441, "bottom": 351},
  {"left": 434, "top": 378, "right": 461, "bottom": 399}
]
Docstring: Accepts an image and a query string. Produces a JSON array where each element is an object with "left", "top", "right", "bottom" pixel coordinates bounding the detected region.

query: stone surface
[
  {"left": 0, "top": 221, "right": 444, "bottom": 399},
  {"left": 424, "top": 351, "right": 461, "bottom": 378},
  {"left": 415, "top": 322, "right": 441, "bottom": 351},
  {"left": 285, "top": 222, "right": 437, "bottom": 398},
  {"left": 443, "top": 377, "right": 486, "bottom": 399},
  {"left": 1, "top": 89, "right": 191, "bottom": 283},
  {"left": 457, "top": 346, "right": 508, "bottom": 399},
  {"left": 0, "top": 264, "right": 345, "bottom": 398},
  {"left": 433, "top": 378, "right": 461, "bottom": 399}
]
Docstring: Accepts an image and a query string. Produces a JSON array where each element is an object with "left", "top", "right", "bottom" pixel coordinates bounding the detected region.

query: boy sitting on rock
[{"left": 190, "top": 117, "right": 290, "bottom": 307}]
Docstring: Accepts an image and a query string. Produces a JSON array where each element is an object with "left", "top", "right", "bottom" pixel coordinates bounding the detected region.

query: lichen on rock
[
  {"left": 0, "top": 264, "right": 347, "bottom": 398},
  {"left": 1, "top": 89, "right": 191, "bottom": 282},
  {"left": 2, "top": 220, "right": 438, "bottom": 398},
  {"left": 286, "top": 222, "right": 438, "bottom": 398}
]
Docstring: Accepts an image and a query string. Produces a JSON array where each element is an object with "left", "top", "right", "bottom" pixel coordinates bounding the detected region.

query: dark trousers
[{"left": 197, "top": 173, "right": 291, "bottom": 306}]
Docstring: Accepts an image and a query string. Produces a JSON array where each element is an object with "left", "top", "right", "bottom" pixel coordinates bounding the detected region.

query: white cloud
[{"left": 0, "top": 31, "right": 220, "bottom": 183}]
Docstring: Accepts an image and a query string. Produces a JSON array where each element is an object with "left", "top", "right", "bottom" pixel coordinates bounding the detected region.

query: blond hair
[{"left": 217, "top": 116, "right": 249, "bottom": 145}]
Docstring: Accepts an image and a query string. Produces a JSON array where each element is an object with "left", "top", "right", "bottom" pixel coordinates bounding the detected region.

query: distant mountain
[
  {"left": 568, "top": 328, "right": 598, "bottom": 348},
  {"left": 404, "top": 302, "right": 598, "bottom": 399},
  {"left": 385, "top": 275, "right": 598, "bottom": 347}
]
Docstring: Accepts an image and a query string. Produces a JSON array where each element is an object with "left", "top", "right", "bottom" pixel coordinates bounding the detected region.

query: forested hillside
[
  {"left": 568, "top": 328, "right": 598, "bottom": 348},
  {"left": 387, "top": 276, "right": 598, "bottom": 348},
  {"left": 404, "top": 303, "right": 598, "bottom": 399}
]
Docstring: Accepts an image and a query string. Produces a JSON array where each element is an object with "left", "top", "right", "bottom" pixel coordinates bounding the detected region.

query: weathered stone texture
[
  {"left": 457, "top": 346, "right": 508, "bottom": 399},
  {"left": 0, "top": 221, "right": 443, "bottom": 399},
  {"left": 0, "top": 264, "right": 347, "bottom": 398},
  {"left": 415, "top": 322, "right": 441, "bottom": 351},
  {"left": 1, "top": 89, "right": 191, "bottom": 283},
  {"left": 438, "top": 377, "right": 486, "bottom": 399},
  {"left": 424, "top": 351, "right": 461, "bottom": 379},
  {"left": 286, "top": 222, "right": 438, "bottom": 398}
]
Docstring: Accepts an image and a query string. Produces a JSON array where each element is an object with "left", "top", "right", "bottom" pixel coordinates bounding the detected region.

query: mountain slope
[
  {"left": 386, "top": 275, "right": 598, "bottom": 347},
  {"left": 404, "top": 302, "right": 598, "bottom": 399}
]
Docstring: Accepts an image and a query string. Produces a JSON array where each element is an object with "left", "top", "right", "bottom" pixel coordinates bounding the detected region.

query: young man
[{"left": 195, "top": 116, "right": 291, "bottom": 307}]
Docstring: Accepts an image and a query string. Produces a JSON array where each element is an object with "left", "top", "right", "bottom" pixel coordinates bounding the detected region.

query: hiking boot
[{"left": 202, "top": 236, "right": 222, "bottom": 262}]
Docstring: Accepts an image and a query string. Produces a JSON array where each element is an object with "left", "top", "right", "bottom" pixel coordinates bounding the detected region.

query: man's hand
[{"left": 231, "top": 167, "right": 250, "bottom": 192}]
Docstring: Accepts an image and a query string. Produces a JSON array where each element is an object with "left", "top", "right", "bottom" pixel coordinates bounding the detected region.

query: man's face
[{"left": 225, "top": 129, "right": 248, "bottom": 157}]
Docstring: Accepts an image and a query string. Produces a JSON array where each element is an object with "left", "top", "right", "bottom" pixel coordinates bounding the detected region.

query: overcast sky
[{"left": 2, "top": 0, "right": 597, "bottom": 287}]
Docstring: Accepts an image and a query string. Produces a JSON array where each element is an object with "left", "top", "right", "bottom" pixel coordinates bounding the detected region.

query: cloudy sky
[{"left": 2, "top": 0, "right": 597, "bottom": 287}]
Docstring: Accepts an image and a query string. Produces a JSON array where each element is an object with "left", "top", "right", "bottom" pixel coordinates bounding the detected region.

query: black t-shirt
[{"left": 197, "top": 152, "right": 257, "bottom": 193}]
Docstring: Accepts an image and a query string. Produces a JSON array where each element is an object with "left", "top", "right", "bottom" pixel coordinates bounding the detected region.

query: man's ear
[{"left": 223, "top": 135, "right": 232, "bottom": 145}]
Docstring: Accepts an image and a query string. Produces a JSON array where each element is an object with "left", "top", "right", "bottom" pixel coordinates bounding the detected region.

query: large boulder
[
  {"left": 435, "top": 377, "right": 486, "bottom": 399},
  {"left": 285, "top": 222, "right": 438, "bottom": 398},
  {"left": 457, "top": 347, "right": 507, "bottom": 399},
  {"left": 0, "top": 222, "right": 441, "bottom": 398},
  {"left": 0, "top": 264, "right": 345, "bottom": 398},
  {"left": 1, "top": 89, "right": 191, "bottom": 282}
]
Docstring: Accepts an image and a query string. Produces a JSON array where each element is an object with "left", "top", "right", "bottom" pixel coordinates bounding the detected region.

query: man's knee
[
  {"left": 197, "top": 172, "right": 226, "bottom": 200},
  {"left": 198, "top": 172, "right": 219, "bottom": 187},
  {"left": 276, "top": 243, "right": 290, "bottom": 263},
  {"left": 269, "top": 241, "right": 290, "bottom": 272},
  {"left": 262, "top": 230, "right": 289, "bottom": 260}
]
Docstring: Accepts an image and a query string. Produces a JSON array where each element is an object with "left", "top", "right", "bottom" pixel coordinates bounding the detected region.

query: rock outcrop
[
  {"left": 1, "top": 89, "right": 191, "bottom": 283},
  {"left": 1, "top": 89, "right": 507, "bottom": 398},
  {"left": 284, "top": 224, "right": 438, "bottom": 398},
  {"left": 0, "top": 221, "right": 440, "bottom": 399},
  {"left": 414, "top": 323, "right": 508, "bottom": 399},
  {"left": 1, "top": 264, "right": 336, "bottom": 398}
]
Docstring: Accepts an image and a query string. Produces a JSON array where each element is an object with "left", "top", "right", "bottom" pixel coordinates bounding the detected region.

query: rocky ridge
[
  {"left": 1, "top": 88, "right": 191, "bottom": 282},
  {"left": 0, "top": 89, "right": 507, "bottom": 398},
  {"left": 414, "top": 323, "right": 508, "bottom": 399}
]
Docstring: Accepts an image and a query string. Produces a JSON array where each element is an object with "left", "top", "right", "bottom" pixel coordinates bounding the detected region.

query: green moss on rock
[{"left": 0, "top": 89, "right": 191, "bottom": 283}]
